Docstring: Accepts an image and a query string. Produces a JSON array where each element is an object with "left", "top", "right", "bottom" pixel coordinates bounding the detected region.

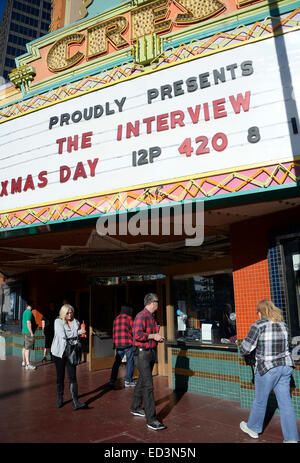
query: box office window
[{"left": 172, "top": 273, "right": 236, "bottom": 344}]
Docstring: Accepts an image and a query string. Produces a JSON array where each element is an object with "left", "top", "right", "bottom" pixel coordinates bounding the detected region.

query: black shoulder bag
[
  {"left": 63, "top": 325, "right": 82, "bottom": 366},
  {"left": 244, "top": 349, "right": 256, "bottom": 384},
  {"left": 244, "top": 349, "right": 256, "bottom": 366}
]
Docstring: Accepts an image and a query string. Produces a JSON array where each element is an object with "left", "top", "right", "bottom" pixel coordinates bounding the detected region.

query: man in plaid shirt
[
  {"left": 109, "top": 305, "right": 135, "bottom": 387},
  {"left": 130, "top": 293, "right": 166, "bottom": 431}
]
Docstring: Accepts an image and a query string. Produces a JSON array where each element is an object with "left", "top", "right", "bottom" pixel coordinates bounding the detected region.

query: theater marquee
[{"left": 0, "top": 29, "right": 299, "bottom": 216}]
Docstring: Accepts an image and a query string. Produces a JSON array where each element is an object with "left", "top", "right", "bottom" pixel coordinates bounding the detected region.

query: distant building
[{"left": 0, "top": 0, "right": 52, "bottom": 81}]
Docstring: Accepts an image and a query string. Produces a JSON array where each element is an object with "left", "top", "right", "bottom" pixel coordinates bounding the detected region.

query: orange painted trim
[{"left": 50, "top": 0, "right": 66, "bottom": 32}]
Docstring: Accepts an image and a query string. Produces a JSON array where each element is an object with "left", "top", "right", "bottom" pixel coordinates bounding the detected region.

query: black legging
[
  {"left": 131, "top": 350, "right": 156, "bottom": 425},
  {"left": 53, "top": 354, "right": 77, "bottom": 385}
]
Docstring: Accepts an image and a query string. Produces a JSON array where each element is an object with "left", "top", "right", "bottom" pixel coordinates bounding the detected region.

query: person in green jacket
[{"left": 22, "top": 302, "right": 37, "bottom": 370}]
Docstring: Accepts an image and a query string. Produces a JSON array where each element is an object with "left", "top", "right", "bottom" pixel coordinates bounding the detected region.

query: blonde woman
[
  {"left": 51, "top": 304, "right": 86, "bottom": 410},
  {"left": 239, "top": 300, "right": 299, "bottom": 443}
]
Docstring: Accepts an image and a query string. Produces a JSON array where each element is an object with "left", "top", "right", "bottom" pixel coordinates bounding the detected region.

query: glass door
[
  {"left": 283, "top": 238, "right": 300, "bottom": 337},
  {"left": 88, "top": 279, "right": 167, "bottom": 373},
  {"left": 89, "top": 285, "right": 126, "bottom": 371}
]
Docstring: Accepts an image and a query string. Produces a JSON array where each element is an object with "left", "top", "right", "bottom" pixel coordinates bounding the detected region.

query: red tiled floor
[{"left": 0, "top": 356, "right": 299, "bottom": 444}]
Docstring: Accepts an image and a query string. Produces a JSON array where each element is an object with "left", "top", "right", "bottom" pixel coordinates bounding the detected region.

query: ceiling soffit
[{"left": 1, "top": 198, "right": 300, "bottom": 277}]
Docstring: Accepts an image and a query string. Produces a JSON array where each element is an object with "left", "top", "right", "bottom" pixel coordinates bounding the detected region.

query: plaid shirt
[
  {"left": 133, "top": 308, "right": 159, "bottom": 349},
  {"left": 112, "top": 314, "right": 133, "bottom": 349},
  {"left": 240, "top": 319, "right": 294, "bottom": 375}
]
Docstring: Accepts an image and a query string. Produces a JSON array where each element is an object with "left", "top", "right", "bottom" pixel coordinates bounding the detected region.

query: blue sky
[{"left": 0, "top": 0, "right": 7, "bottom": 23}]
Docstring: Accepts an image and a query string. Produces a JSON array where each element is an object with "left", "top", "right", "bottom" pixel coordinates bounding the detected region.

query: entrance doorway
[{"left": 89, "top": 278, "right": 166, "bottom": 372}]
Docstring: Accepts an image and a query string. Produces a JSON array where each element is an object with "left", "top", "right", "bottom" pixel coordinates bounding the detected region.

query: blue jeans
[
  {"left": 110, "top": 347, "right": 134, "bottom": 383},
  {"left": 247, "top": 365, "right": 299, "bottom": 442}
]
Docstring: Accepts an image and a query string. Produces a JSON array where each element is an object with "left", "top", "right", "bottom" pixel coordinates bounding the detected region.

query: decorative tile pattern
[
  {"left": 172, "top": 348, "right": 241, "bottom": 401},
  {"left": 2, "top": 329, "right": 45, "bottom": 361},
  {"left": 0, "top": 161, "right": 299, "bottom": 230},
  {"left": 234, "top": 259, "right": 271, "bottom": 339},
  {"left": 157, "top": 9, "right": 300, "bottom": 67},
  {"left": 0, "top": 64, "right": 144, "bottom": 120},
  {"left": 268, "top": 242, "right": 290, "bottom": 326},
  {"left": 171, "top": 348, "right": 300, "bottom": 417}
]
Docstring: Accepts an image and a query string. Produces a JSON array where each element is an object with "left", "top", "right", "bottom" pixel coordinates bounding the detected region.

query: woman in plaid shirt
[{"left": 239, "top": 299, "right": 299, "bottom": 442}]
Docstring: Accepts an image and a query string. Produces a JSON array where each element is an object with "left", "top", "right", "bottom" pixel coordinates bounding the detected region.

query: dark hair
[
  {"left": 144, "top": 293, "right": 159, "bottom": 307},
  {"left": 120, "top": 305, "right": 133, "bottom": 316}
]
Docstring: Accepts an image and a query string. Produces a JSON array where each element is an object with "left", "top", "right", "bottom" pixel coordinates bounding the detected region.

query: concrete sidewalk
[{"left": 0, "top": 356, "right": 299, "bottom": 444}]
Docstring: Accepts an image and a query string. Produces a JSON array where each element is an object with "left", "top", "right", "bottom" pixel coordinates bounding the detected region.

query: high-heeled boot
[
  {"left": 56, "top": 383, "right": 64, "bottom": 408},
  {"left": 69, "top": 382, "right": 86, "bottom": 410}
]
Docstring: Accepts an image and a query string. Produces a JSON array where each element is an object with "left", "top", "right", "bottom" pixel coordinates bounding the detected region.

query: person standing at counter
[
  {"left": 130, "top": 293, "right": 166, "bottom": 430},
  {"left": 239, "top": 299, "right": 299, "bottom": 443},
  {"left": 51, "top": 304, "right": 87, "bottom": 410}
]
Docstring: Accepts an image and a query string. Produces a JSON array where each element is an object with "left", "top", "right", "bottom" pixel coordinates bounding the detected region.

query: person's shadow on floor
[
  {"left": 157, "top": 347, "right": 193, "bottom": 421},
  {"left": 64, "top": 382, "right": 112, "bottom": 408}
]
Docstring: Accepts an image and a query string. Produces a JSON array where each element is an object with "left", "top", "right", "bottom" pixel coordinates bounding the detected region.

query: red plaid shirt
[
  {"left": 133, "top": 308, "right": 159, "bottom": 349},
  {"left": 112, "top": 314, "right": 133, "bottom": 348}
]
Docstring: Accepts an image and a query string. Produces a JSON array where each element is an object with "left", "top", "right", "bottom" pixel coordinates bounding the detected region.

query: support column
[
  {"left": 157, "top": 279, "right": 167, "bottom": 376},
  {"left": 166, "top": 275, "right": 174, "bottom": 388}
]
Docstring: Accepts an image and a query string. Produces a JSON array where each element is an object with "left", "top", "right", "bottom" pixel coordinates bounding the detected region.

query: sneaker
[
  {"left": 147, "top": 420, "right": 166, "bottom": 430},
  {"left": 240, "top": 421, "right": 258, "bottom": 439},
  {"left": 25, "top": 364, "right": 37, "bottom": 370},
  {"left": 131, "top": 408, "right": 146, "bottom": 417},
  {"left": 125, "top": 381, "right": 136, "bottom": 387},
  {"left": 21, "top": 361, "right": 25, "bottom": 367}
]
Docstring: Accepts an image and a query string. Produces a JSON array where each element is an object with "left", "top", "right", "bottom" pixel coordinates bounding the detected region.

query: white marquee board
[{"left": 0, "top": 29, "right": 299, "bottom": 213}]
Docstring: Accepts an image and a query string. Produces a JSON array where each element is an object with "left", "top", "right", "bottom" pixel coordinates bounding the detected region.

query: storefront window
[
  {"left": 282, "top": 237, "right": 300, "bottom": 337},
  {"left": 172, "top": 273, "right": 236, "bottom": 345},
  {"left": 88, "top": 274, "right": 165, "bottom": 286},
  {"left": 0, "top": 282, "right": 25, "bottom": 329}
]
